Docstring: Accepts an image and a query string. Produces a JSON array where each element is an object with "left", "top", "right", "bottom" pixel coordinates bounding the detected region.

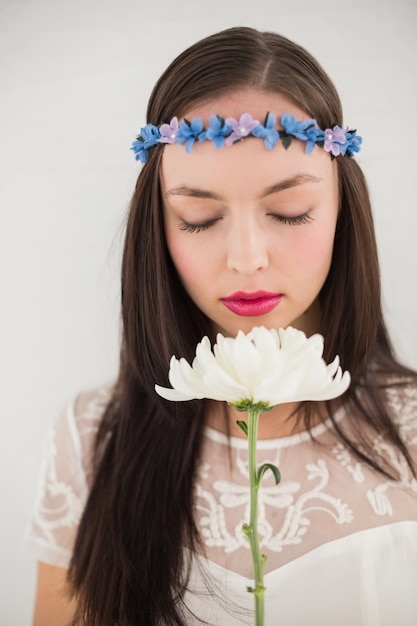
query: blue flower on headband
[
  {"left": 343, "top": 130, "right": 362, "bottom": 156},
  {"left": 199, "top": 115, "right": 233, "bottom": 148},
  {"left": 281, "top": 114, "right": 311, "bottom": 139},
  {"left": 131, "top": 123, "right": 161, "bottom": 163},
  {"left": 176, "top": 118, "right": 204, "bottom": 153},
  {"left": 305, "top": 126, "right": 324, "bottom": 154},
  {"left": 281, "top": 114, "right": 322, "bottom": 154},
  {"left": 251, "top": 113, "right": 280, "bottom": 150}
]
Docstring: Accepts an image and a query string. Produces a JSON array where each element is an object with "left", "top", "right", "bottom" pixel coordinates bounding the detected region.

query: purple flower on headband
[
  {"left": 200, "top": 115, "right": 233, "bottom": 148},
  {"left": 131, "top": 123, "right": 161, "bottom": 163},
  {"left": 224, "top": 113, "right": 261, "bottom": 146},
  {"left": 158, "top": 117, "right": 180, "bottom": 144},
  {"left": 251, "top": 113, "right": 280, "bottom": 150},
  {"left": 323, "top": 126, "right": 347, "bottom": 157},
  {"left": 176, "top": 118, "right": 204, "bottom": 153}
]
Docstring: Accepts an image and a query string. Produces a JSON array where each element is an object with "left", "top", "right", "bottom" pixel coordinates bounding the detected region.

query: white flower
[{"left": 155, "top": 326, "right": 350, "bottom": 406}]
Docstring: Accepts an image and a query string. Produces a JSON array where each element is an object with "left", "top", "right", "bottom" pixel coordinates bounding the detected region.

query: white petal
[
  {"left": 256, "top": 366, "right": 305, "bottom": 404},
  {"left": 154, "top": 384, "right": 196, "bottom": 401},
  {"left": 156, "top": 326, "right": 350, "bottom": 406},
  {"left": 213, "top": 333, "right": 245, "bottom": 380},
  {"left": 229, "top": 334, "right": 263, "bottom": 395},
  {"left": 202, "top": 369, "right": 248, "bottom": 402},
  {"left": 193, "top": 336, "right": 217, "bottom": 374},
  {"left": 250, "top": 327, "right": 278, "bottom": 373},
  {"left": 168, "top": 357, "right": 207, "bottom": 398},
  {"left": 325, "top": 355, "right": 340, "bottom": 378}
]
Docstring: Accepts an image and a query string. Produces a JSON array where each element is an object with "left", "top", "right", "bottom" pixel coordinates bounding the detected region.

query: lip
[{"left": 221, "top": 291, "right": 283, "bottom": 317}]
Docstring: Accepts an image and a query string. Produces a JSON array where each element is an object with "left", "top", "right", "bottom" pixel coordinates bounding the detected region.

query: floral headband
[{"left": 131, "top": 112, "right": 362, "bottom": 164}]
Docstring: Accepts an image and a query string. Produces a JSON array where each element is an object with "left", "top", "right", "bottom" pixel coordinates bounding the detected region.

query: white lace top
[{"left": 24, "top": 384, "right": 417, "bottom": 625}]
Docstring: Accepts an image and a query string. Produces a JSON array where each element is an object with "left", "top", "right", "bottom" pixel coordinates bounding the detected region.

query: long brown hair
[{"left": 68, "top": 27, "right": 416, "bottom": 625}]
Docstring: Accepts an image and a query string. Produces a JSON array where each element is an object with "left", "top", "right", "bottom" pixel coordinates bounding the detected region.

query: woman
[{"left": 26, "top": 27, "right": 417, "bottom": 625}]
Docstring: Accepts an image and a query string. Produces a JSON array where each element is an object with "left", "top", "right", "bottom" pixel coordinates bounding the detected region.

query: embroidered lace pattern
[
  {"left": 24, "top": 386, "right": 112, "bottom": 567},
  {"left": 24, "top": 383, "right": 417, "bottom": 576}
]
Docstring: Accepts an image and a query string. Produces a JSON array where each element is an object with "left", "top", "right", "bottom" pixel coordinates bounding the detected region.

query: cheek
[
  {"left": 166, "top": 233, "right": 209, "bottom": 289},
  {"left": 290, "top": 226, "right": 336, "bottom": 276}
]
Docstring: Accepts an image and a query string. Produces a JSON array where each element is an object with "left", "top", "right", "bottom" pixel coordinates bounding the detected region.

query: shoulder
[
  {"left": 71, "top": 383, "right": 114, "bottom": 430},
  {"left": 24, "top": 384, "right": 114, "bottom": 568},
  {"left": 380, "top": 378, "right": 417, "bottom": 475},
  {"left": 55, "top": 384, "right": 114, "bottom": 484},
  {"left": 70, "top": 384, "right": 114, "bottom": 443},
  {"left": 45, "top": 382, "right": 114, "bottom": 494},
  {"left": 384, "top": 377, "right": 417, "bottom": 440}
]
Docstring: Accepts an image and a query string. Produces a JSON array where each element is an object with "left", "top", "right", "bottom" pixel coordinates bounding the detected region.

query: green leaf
[
  {"left": 282, "top": 136, "right": 292, "bottom": 150},
  {"left": 257, "top": 463, "right": 281, "bottom": 485},
  {"left": 236, "top": 420, "right": 248, "bottom": 436}
]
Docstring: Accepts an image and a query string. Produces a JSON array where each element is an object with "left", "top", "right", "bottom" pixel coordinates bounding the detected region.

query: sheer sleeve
[{"left": 23, "top": 386, "right": 111, "bottom": 568}]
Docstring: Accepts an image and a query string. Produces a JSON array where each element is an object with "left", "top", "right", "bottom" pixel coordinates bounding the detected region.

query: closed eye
[
  {"left": 179, "top": 218, "right": 221, "bottom": 233},
  {"left": 270, "top": 213, "right": 313, "bottom": 226}
]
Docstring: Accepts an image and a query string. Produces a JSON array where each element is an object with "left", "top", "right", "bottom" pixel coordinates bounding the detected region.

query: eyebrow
[
  {"left": 261, "top": 174, "right": 322, "bottom": 196},
  {"left": 165, "top": 174, "right": 322, "bottom": 200}
]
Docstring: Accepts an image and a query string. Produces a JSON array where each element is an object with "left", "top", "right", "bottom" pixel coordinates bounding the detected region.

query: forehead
[{"left": 160, "top": 90, "right": 336, "bottom": 196}]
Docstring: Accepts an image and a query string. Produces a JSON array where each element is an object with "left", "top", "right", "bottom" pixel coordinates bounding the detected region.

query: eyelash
[
  {"left": 179, "top": 219, "right": 220, "bottom": 233},
  {"left": 179, "top": 213, "right": 313, "bottom": 233},
  {"left": 270, "top": 213, "right": 313, "bottom": 226}
]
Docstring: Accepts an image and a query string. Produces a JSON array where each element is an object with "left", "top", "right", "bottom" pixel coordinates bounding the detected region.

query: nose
[{"left": 226, "top": 218, "right": 269, "bottom": 275}]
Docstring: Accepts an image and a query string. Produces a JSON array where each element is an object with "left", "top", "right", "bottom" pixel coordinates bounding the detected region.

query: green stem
[{"left": 246, "top": 409, "right": 265, "bottom": 626}]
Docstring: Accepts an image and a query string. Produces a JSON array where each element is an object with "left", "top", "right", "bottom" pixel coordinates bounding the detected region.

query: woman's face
[{"left": 161, "top": 90, "right": 339, "bottom": 338}]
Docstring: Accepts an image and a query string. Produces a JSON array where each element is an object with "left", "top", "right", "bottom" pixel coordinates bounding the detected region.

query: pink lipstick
[{"left": 221, "top": 291, "right": 282, "bottom": 317}]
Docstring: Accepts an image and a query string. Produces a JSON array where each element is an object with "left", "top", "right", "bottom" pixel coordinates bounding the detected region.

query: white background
[{"left": 1, "top": 0, "right": 416, "bottom": 623}]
